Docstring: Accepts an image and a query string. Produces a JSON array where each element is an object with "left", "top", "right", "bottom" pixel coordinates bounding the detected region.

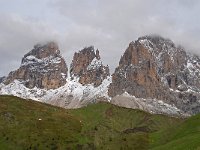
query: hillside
[
  {"left": 0, "top": 95, "right": 200, "bottom": 149},
  {"left": 0, "top": 95, "right": 81, "bottom": 150}
]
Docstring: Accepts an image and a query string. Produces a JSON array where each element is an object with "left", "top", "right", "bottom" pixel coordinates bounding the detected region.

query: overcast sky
[{"left": 0, "top": 0, "right": 200, "bottom": 76}]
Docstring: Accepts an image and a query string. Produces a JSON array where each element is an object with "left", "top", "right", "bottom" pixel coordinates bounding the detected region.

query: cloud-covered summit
[{"left": 0, "top": 0, "right": 200, "bottom": 76}]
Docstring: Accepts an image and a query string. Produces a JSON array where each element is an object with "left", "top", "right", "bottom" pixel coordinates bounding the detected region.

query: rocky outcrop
[
  {"left": 4, "top": 42, "right": 68, "bottom": 89},
  {"left": 109, "top": 35, "right": 200, "bottom": 115},
  {"left": 0, "top": 43, "right": 111, "bottom": 110},
  {"left": 70, "top": 46, "right": 110, "bottom": 87}
]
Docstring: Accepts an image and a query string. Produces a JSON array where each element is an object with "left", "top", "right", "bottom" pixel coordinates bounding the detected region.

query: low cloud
[
  {"left": 0, "top": 0, "right": 200, "bottom": 76},
  {"left": 0, "top": 13, "right": 59, "bottom": 76}
]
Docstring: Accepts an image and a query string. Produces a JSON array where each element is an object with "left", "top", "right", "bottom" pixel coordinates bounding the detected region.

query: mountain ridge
[
  {"left": 1, "top": 35, "right": 200, "bottom": 116},
  {"left": 109, "top": 35, "right": 200, "bottom": 115}
]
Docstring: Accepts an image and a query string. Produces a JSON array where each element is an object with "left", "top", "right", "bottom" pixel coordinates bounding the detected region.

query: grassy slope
[
  {"left": 69, "top": 102, "right": 182, "bottom": 150},
  {"left": 151, "top": 114, "right": 200, "bottom": 150},
  {"left": 0, "top": 95, "right": 82, "bottom": 150},
  {"left": 0, "top": 95, "right": 200, "bottom": 150}
]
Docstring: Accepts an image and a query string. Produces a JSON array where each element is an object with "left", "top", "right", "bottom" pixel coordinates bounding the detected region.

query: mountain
[
  {"left": 1, "top": 35, "right": 200, "bottom": 116},
  {"left": 47, "top": 46, "right": 111, "bottom": 108},
  {"left": 109, "top": 35, "right": 200, "bottom": 115},
  {"left": 0, "top": 44, "right": 111, "bottom": 109},
  {"left": 4, "top": 41, "right": 68, "bottom": 89},
  {"left": 1, "top": 95, "right": 200, "bottom": 149},
  {"left": 70, "top": 46, "right": 110, "bottom": 87}
]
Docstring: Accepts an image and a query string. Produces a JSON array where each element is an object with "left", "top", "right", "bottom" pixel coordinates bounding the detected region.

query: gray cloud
[
  {"left": 0, "top": 13, "right": 59, "bottom": 76},
  {"left": 0, "top": 0, "right": 200, "bottom": 76},
  {"left": 54, "top": 0, "right": 200, "bottom": 69}
]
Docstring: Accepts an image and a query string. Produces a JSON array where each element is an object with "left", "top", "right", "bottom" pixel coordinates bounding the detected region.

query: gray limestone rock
[
  {"left": 4, "top": 42, "right": 68, "bottom": 89},
  {"left": 70, "top": 46, "right": 110, "bottom": 87},
  {"left": 109, "top": 35, "right": 200, "bottom": 115}
]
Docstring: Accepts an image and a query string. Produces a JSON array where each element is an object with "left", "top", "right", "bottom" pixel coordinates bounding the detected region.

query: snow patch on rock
[
  {"left": 0, "top": 76, "right": 112, "bottom": 108},
  {"left": 87, "top": 58, "right": 103, "bottom": 70},
  {"left": 111, "top": 92, "right": 189, "bottom": 117}
]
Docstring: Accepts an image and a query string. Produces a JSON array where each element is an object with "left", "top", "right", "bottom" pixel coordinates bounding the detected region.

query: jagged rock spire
[{"left": 70, "top": 46, "right": 110, "bottom": 87}]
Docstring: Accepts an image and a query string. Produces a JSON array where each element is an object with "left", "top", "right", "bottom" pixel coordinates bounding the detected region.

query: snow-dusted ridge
[
  {"left": 2, "top": 36, "right": 200, "bottom": 117},
  {"left": 111, "top": 92, "right": 189, "bottom": 117},
  {"left": 0, "top": 76, "right": 112, "bottom": 109},
  {"left": 0, "top": 77, "right": 189, "bottom": 117},
  {"left": 87, "top": 58, "right": 103, "bottom": 70},
  {"left": 21, "top": 55, "right": 62, "bottom": 67}
]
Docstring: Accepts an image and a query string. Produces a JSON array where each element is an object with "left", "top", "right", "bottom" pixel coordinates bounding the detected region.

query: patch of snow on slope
[
  {"left": 187, "top": 61, "right": 194, "bottom": 73},
  {"left": 111, "top": 91, "right": 189, "bottom": 117},
  {"left": 21, "top": 55, "right": 62, "bottom": 66},
  {"left": 87, "top": 58, "right": 103, "bottom": 70},
  {"left": 139, "top": 39, "right": 153, "bottom": 51},
  {"left": 0, "top": 76, "right": 112, "bottom": 108}
]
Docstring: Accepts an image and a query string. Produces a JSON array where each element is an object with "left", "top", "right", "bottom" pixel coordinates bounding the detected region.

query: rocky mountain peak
[
  {"left": 2, "top": 35, "right": 200, "bottom": 116},
  {"left": 4, "top": 41, "right": 68, "bottom": 89},
  {"left": 70, "top": 46, "right": 98, "bottom": 76},
  {"left": 138, "top": 35, "right": 174, "bottom": 45},
  {"left": 70, "top": 46, "right": 110, "bottom": 87},
  {"left": 109, "top": 35, "right": 200, "bottom": 115},
  {"left": 25, "top": 41, "right": 60, "bottom": 60}
]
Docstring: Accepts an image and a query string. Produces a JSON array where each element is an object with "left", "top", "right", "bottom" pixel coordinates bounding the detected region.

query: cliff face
[
  {"left": 4, "top": 42, "right": 68, "bottom": 89},
  {"left": 70, "top": 46, "right": 110, "bottom": 87},
  {"left": 109, "top": 35, "right": 200, "bottom": 114}
]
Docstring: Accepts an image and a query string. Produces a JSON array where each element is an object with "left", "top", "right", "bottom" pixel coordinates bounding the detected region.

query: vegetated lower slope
[
  {"left": 0, "top": 95, "right": 200, "bottom": 150},
  {"left": 0, "top": 95, "right": 81, "bottom": 150},
  {"left": 151, "top": 113, "right": 200, "bottom": 150},
  {"left": 69, "top": 104, "right": 181, "bottom": 150}
]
